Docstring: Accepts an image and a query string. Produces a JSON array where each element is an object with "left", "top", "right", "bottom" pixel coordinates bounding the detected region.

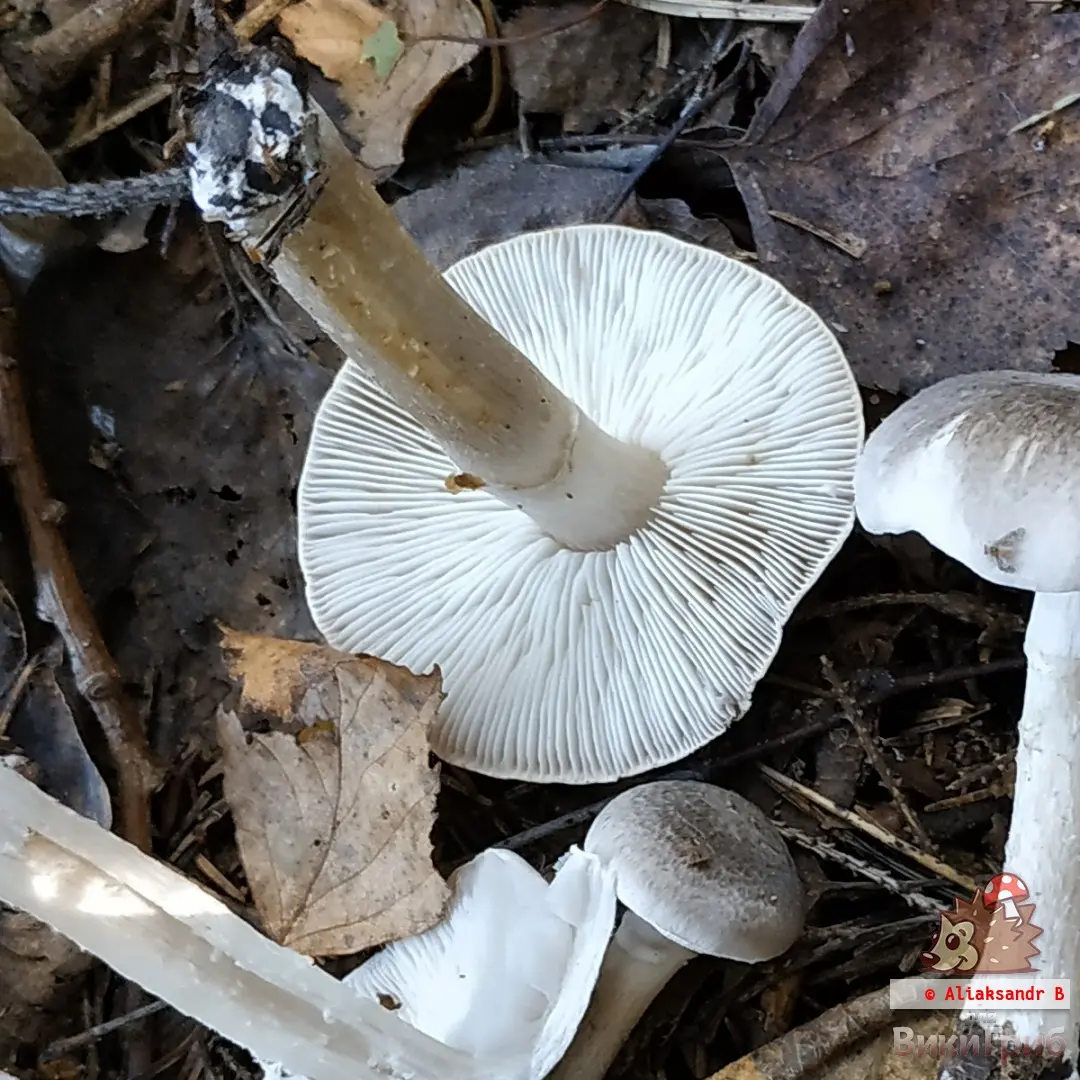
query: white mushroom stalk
[
  {"left": 855, "top": 371, "right": 1080, "bottom": 1070},
  {"left": 188, "top": 50, "right": 863, "bottom": 784},
  {"left": 550, "top": 782, "right": 806, "bottom": 1080},
  {"left": 0, "top": 764, "right": 487, "bottom": 1080}
]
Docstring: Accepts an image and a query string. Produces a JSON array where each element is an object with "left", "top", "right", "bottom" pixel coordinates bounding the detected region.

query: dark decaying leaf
[
  {"left": 18, "top": 248, "right": 331, "bottom": 753},
  {"left": 0, "top": 906, "right": 92, "bottom": 1058},
  {"left": 725, "top": 0, "right": 1080, "bottom": 393},
  {"left": 393, "top": 146, "right": 651, "bottom": 269},
  {"left": 7, "top": 661, "right": 112, "bottom": 827},
  {"left": 504, "top": 2, "right": 657, "bottom": 133}
]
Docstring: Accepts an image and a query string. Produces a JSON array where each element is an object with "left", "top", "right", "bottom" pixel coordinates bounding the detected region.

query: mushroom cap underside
[
  {"left": 343, "top": 847, "right": 616, "bottom": 1080},
  {"left": 299, "top": 224, "right": 864, "bottom": 782},
  {"left": 855, "top": 370, "right": 1080, "bottom": 593},
  {"left": 585, "top": 781, "right": 805, "bottom": 961}
]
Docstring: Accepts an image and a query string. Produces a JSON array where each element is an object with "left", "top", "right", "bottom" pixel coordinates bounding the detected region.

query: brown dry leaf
[
  {"left": 278, "top": 0, "right": 483, "bottom": 174},
  {"left": 217, "top": 628, "right": 449, "bottom": 956},
  {"left": 505, "top": 2, "right": 656, "bottom": 133},
  {"left": 725, "top": 0, "right": 1080, "bottom": 393}
]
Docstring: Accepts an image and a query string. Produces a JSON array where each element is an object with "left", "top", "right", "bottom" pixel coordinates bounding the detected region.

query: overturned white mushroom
[
  {"left": 186, "top": 56, "right": 862, "bottom": 784},
  {"left": 299, "top": 225, "right": 863, "bottom": 783},
  {"left": 262, "top": 847, "right": 616, "bottom": 1080}
]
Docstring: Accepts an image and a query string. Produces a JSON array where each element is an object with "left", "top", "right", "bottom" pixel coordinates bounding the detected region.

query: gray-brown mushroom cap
[
  {"left": 855, "top": 370, "right": 1080, "bottom": 593},
  {"left": 584, "top": 781, "right": 805, "bottom": 962}
]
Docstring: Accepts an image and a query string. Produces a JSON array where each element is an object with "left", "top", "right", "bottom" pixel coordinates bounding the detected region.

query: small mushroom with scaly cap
[
  {"left": 548, "top": 781, "right": 806, "bottom": 1080},
  {"left": 854, "top": 369, "right": 1080, "bottom": 1071}
]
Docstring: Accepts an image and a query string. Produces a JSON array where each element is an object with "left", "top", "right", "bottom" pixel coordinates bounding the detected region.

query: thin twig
[
  {"left": 470, "top": 0, "right": 503, "bottom": 136},
  {"left": 821, "top": 656, "right": 936, "bottom": 851},
  {"left": 758, "top": 764, "right": 977, "bottom": 894},
  {"left": 409, "top": 0, "right": 607, "bottom": 46},
  {"left": 768, "top": 208, "right": 868, "bottom": 258},
  {"left": 42, "top": 1002, "right": 169, "bottom": 1059},
  {"left": 798, "top": 590, "right": 1024, "bottom": 634},
  {"left": 773, "top": 821, "right": 943, "bottom": 914},
  {"left": 57, "top": 82, "right": 173, "bottom": 155},
  {"left": 8, "top": 0, "right": 171, "bottom": 91},
  {"left": 233, "top": 0, "right": 298, "bottom": 39},
  {"left": 0, "top": 278, "right": 160, "bottom": 849},
  {"left": 0, "top": 169, "right": 190, "bottom": 217},
  {"left": 605, "top": 25, "right": 743, "bottom": 220}
]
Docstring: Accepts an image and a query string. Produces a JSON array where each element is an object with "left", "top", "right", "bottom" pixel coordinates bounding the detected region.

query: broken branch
[{"left": 0, "top": 276, "right": 160, "bottom": 850}]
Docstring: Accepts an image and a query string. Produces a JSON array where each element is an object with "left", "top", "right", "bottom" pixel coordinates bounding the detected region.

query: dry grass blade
[
  {"left": 759, "top": 764, "right": 977, "bottom": 894},
  {"left": 615, "top": 0, "right": 815, "bottom": 18}
]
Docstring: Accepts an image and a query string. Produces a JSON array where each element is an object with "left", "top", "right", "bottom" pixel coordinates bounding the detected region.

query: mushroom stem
[
  {"left": 192, "top": 60, "right": 666, "bottom": 551},
  {"left": 549, "top": 910, "right": 696, "bottom": 1080},
  {"left": 961, "top": 590, "right": 1080, "bottom": 1062},
  {"left": 0, "top": 766, "right": 483, "bottom": 1080}
]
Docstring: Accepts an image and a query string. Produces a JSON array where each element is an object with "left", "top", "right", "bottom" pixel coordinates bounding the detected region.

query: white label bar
[{"left": 890, "top": 978, "right": 1071, "bottom": 1010}]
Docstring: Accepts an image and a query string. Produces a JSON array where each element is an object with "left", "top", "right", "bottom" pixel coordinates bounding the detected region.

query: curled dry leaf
[
  {"left": 277, "top": 0, "right": 483, "bottom": 174},
  {"left": 217, "top": 628, "right": 450, "bottom": 957},
  {"left": 705, "top": 985, "right": 948, "bottom": 1079},
  {"left": 8, "top": 663, "right": 112, "bottom": 828},
  {"left": 725, "top": 0, "right": 1080, "bottom": 393}
]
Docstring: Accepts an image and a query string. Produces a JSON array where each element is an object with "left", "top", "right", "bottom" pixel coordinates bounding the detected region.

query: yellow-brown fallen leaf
[
  {"left": 276, "top": 0, "right": 483, "bottom": 174},
  {"left": 217, "top": 627, "right": 450, "bottom": 957}
]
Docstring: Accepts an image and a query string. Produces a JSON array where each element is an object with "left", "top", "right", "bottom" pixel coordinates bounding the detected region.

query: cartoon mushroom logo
[
  {"left": 920, "top": 913, "right": 980, "bottom": 974},
  {"left": 983, "top": 873, "right": 1029, "bottom": 922}
]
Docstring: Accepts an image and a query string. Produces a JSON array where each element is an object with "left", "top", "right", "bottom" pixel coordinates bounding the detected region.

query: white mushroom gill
[{"left": 299, "top": 225, "right": 864, "bottom": 783}]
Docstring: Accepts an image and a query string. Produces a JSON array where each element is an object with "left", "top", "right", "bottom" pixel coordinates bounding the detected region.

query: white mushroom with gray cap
[
  {"left": 548, "top": 780, "right": 806, "bottom": 1080},
  {"left": 855, "top": 369, "right": 1080, "bottom": 1069},
  {"left": 299, "top": 224, "right": 864, "bottom": 783}
]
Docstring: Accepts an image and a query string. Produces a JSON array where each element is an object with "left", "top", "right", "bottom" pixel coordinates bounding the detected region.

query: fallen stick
[
  {"left": 0, "top": 275, "right": 159, "bottom": 849},
  {"left": 3, "top": 0, "right": 170, "bottom": 93},
  {"left": 0, "top": 764, "right": 482, "bottom": 1080}
]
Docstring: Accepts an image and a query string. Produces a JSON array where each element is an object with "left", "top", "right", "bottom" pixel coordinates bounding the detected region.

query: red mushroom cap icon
[{"left": 983, "top": 873, "right": 1029, "bottom": 914}]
